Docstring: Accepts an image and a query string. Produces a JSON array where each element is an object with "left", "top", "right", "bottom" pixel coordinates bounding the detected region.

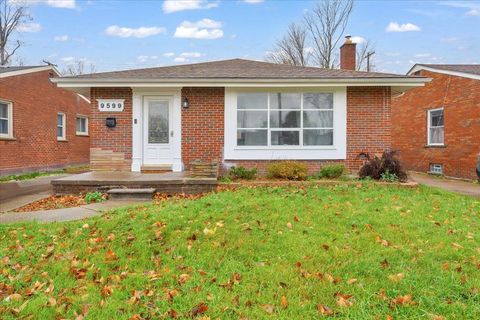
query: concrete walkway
[
  {"left": 409, "top": 172, "right": 480, "bottom": 198},
  {"left": 0, "top": 200, "right": 149, "bottom": 224}
]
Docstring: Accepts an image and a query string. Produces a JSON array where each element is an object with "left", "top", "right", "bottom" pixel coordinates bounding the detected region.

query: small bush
[
  {"left": 317, "top": 164, "right": 345, "bottom": 179},
  {"left": 85, "top": 191, "right": 105, "bottom": 204},
  {"left": 267, "top": 161, "right": 308, "bottom": 180},
  {"left": 380, "top": 170, "right": 399, "bottom": 182},
  {"left": 228, "top": 166, "right": 257, "bottom": 180},
  {"left": 358, "top": 150, "right": 407, "bottom": 182}
]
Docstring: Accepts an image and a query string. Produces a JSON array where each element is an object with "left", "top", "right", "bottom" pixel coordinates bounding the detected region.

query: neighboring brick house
[
  {"left": 0, "top": 66, "right": 90, "bottom": 176},
  {"left": 392, "top": 64, "right": 480, "bottom": 180},
  {"left": 52, "top": 38, "right": 427, "bottom": 175}
]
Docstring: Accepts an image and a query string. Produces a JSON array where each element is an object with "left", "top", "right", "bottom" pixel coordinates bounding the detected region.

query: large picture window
[
  {"left": 428, "top": 108, "right": 444, "bottom": 146},
  {"left": 236, "top": 92, "right": 333, "bottom": 147}
]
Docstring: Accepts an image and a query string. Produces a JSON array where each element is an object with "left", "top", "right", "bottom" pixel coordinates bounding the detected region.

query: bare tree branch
[
  {"left": 356, "top": 39, "right": 375, "bottom": 71},
  {"left": 304, "top": 0, "right": 354, "bottom": 68},
  {"left": 266, "top": 23, "right": 310, "bottom": 66},
  {"left": 0, "top": 0, "right": 30, "bottom": 65},
  {"left": 62, "top": 60, "right": 96, "bottom": 76}
]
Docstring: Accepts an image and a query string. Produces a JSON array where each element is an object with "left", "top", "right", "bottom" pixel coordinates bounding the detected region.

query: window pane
[
  {"left": 270, "top": 110, "right": 300, "bottom": 128},
  {"left": 148, "top": 101, "right": 169, "bottom": 144},
  {"left": 303, "top": 93, "right": 333, "bottom": 109},
  {"left": 237, "top": 129, "right": 268, "bottom": 146},
  {"left": 237, "top": 93, "right": 268, "bottom": 109},
  {"left": 271, "top": 131, "right": 300, "bottom": 145},
  {"left": 237, "top": 111, "right": 267, "bottom": 128},
  {"left": 303, "top": 110, "right": 333, "bottom": 128},
  {"left": 57, "top": 127, "right": 63, "bottom": 137},
  {"left": 0, "top": 104, "right": 7, "bottom": 119},
  {"left": 303, "top": 129, "right": 333, "bottom": 146},
  {"left": 76, "top": 117, "right": 86, "bottom": 133},
  {"left": 57, "top": 114, "right": 63, "bottom": 126},
  {"left": 430, "top": 110, "right": 444, "bottom": 127},
  {"left": 0, "top": 119, "right": 7, "bottom": 134},
  {"left": 430, "top": 127, "right": 444, "bottom": 144},
  {"left": 270, "top": 93, "right": 301, "bottom": 109}
]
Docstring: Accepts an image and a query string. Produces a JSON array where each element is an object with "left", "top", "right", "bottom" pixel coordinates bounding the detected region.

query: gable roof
[
  {"left": 408, "top": 64, "right": 480, "bottom": 80},
  {"left": 0, "top": 65, "right": 59, "bottom": 78},
  {"left": 52, "top": 58, "right": 429, "bottom": 95}
]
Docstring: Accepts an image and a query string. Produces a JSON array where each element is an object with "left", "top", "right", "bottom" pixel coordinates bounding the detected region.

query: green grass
[{"left": 0, "top": 184, "right": 479, "bottom": 319}]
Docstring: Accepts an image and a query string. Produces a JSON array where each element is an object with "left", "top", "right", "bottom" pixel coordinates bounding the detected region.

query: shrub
[
  {"left": 85, "top": 191, "right": 105, "bottom": 204},
  {"left": 267, "top": 161, "right": 308, "bottom": 180},
  {"left": 228, "top": 166, "right": 257, "bottom": 180},
  {"left": 358, "top": 150, "right": 407, "bottom": 182},
  {"left": 380, "top": 170, "right": 399, "bottom": 182},
  {"left": 317, "top": 164, "right": 345, "bottom": 179}
]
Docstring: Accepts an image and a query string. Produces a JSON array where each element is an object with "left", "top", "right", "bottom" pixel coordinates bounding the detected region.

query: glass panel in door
[{"left": 148, "top": 101, "right": 169, "bottom": 144}]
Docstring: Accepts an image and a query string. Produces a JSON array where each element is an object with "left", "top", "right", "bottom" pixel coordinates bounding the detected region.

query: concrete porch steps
[
  {"left": 140, "top": 164, "right": 172, "bottom": 174},
  {"left": 107, "top": 188, "right": 156, "bottom": 200}
]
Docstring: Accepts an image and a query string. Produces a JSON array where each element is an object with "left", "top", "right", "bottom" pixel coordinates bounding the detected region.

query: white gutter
[{"left": 0, "top": 65, "right": 60, "bottom": 78}]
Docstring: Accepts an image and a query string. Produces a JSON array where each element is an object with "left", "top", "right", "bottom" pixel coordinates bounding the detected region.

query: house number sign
[{"left": 97, "top": 99, "right": 125, "bottom": 112}]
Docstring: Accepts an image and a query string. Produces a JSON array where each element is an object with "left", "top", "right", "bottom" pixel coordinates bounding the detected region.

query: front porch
[{"left": 51, "top": 171, "right": 218, "bottom": 195}]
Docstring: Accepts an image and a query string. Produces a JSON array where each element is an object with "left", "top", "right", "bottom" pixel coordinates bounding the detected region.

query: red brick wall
[
  {"left": 346, "top": 86, "right": 392, "bottom": 172},
  {"left": 89, "top": 87, "right": 132, "bottom": 171},
  {"left": 181, "top": 87, "right": 224, "bottom": 169},
  {"left": 86, "top": 86, "right": 392, "bottom": 176},
  {"left": 392, "top": 70, "right": 480, "bottom": 180},
  {"left": 0, "top": 69, "right": 90, "bottom": 176}
]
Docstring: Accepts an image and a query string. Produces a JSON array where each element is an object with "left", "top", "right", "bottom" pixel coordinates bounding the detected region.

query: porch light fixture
[{"left": 182, "top": 97, "right": 189, "bottom": 109}]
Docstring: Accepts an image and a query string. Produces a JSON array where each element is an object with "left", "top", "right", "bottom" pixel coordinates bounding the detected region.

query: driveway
[{"left": 409, "top": 172, "right": 480, "bottom": 198}]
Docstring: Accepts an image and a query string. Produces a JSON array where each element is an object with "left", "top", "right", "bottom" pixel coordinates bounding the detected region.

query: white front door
[{"left": 143, "top": 96, "right": 174, "bottom": 166}]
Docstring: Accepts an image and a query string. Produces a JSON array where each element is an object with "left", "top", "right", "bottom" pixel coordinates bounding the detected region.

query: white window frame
[
  {"left": 0, "top": 100, "right": 13, "bottom": 139},
  {"left": 427, "top": 107, "right": 444, "bottom": 146},
  {"left": 75, "top": 114, "right": 89, "bottom": 136},
  {"left": 224, "top": 87, "right": 347, "bottom": 160},
  {"left": 57, "top": 112, "right": 66, "bottom": 141},
  {"left": 236, "top": 92, "right": 335, "bottom": 148}
]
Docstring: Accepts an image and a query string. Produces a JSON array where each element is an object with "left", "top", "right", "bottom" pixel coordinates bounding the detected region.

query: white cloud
[
  {"left": 16, "top": 22, "right": 42, "bottom": 33},
  {"left": 439, "top": 1, "right": 480, "bottom": 16},
  {"left": 243, "top": 0, "right": 264, "bottom": 3},
  {"left": 163, "top": 52, "right": 175, "bottom": 57},
  {"left": 162, "top": 0, "right": 218, "bottom": 13},
  {"left": 467, "top": 9, "right": 480, "bottom": 16},
  {"left": 137, "top": 55, "right": 149, "bottom": 63},
  {"left": 303, "top": 47, "right": 315, "bottom": 54},
  {"left": 350, "top": 36, "right": 366, "bottom": 44},
  {"left": 54, "top": 35, "right": 69, "bottom": 41},
  {"left": 10, "top": 0, "right": 76, "bottom": 9},
  {"left": 173, "top": 57, "right": 187, "bottom": 63},
  {"left": 61, "top": 56, "right": 75, "bottom": 62},
  {"left": 385, "top": 22, "right": 421, "bottom": 32},
  {"left": 414, "top": 53, "right": 431, "bottom": 58},
  {"left": 174, "top": 19, "right": 223, "bottom": 39},
  {"left": 105, "top": 25, "right": 166, "bottom": 38},
  {"left": 179, "top": 52, "right": 203, "bottom": 58}
]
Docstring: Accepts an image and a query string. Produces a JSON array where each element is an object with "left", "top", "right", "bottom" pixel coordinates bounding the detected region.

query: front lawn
[{"left": 1, "top": 184, "right": 479, "bottom": 319}]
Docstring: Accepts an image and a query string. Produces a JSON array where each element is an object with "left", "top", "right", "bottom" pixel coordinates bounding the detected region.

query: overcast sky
[{"left": 12, "top": 0, "right": 480, "bottom": 74}]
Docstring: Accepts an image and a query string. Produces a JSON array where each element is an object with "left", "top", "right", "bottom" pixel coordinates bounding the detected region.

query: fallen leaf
[
  {"left": 101, "top": 285, "right": 113, "bottom": 297},
  {"left": 105, "top": 250, "right": 117, "bottom": 261},
  {"left": 347, "top": 278, "right": 357, "bottom": 285},
  {"left": 191, "top": 302, "right": 208, "bottom": 317},
  {"left": 286, "top": 222, "right": 293, "bottom": 229},
  {"left": 280, "top": 295, "right": 288, "bottom": 309},
  {"left": 262, "top": 304, "right": 275, "bottom": 314},
  {"left": 388, "top": 273, "right": 405, "bottom": 282},
  {"left": 335, "top": 292, "right": 354, "bottom": 307},
  {"left": 317, "top": 304, "right": 334, "bottom": 316},
  {"left": 390, "top": 294, "right": 414, "bottom": 309}
]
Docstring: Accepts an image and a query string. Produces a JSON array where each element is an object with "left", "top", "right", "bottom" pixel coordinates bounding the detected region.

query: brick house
[
  {"left": 52, "top": 39, "right": 427, "bottom": 176},
  {"left": 392, "top": 64, "right": 480, "bottom": 180},
  {"left": 0, "top": 65, "right": 90, "bottom": 176}
]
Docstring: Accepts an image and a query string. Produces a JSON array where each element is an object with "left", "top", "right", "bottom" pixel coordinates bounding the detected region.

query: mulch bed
[{"left": 13, "top": 195, "right": 87, "bottom": 212}]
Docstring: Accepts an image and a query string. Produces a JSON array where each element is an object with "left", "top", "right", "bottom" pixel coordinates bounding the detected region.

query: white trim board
[
  {"left": 408, "top": 64, "right": 480, "bottom": 81},
  {"left": 0, "top": 65, "right": 60, "bottom": 78}
]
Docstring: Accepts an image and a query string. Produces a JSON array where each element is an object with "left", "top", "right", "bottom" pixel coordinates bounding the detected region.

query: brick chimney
[{"left": 340, "top": 35, "right": 356, "bottom": 70}]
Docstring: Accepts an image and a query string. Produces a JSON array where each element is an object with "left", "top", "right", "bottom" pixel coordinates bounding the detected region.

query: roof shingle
[{"left": 415, "top": 64, "right": 480, "bottom": 76}]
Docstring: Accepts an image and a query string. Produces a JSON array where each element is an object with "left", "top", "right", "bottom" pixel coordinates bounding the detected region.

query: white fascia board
[
  {"left": 0, "top": 65, "right": 59, "bottom": 78},
  {"left": 408, "top": 64, "right": 480, "bottom": 81}
]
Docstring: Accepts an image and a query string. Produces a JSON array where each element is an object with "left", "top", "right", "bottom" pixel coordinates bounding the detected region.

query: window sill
[
  {"left": 0, "top": 136, "right": 16, "bottom": 141},
  {"left": 76, "top": 133, "right": 89, "bottom": 137},
  {"left": 424, "top": 144, "right": 446, "bottom": 148},
  {"left": 57, "top": 138, "right": 68, "bottom": 142}
]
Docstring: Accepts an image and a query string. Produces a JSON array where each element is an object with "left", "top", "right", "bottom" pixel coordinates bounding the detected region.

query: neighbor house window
[
  {"left": 76, "top": 115, "right": 88, "bottom": 136},
  {"left": 236, "top": 92, "right": 333, "bottom": 147},
  {"left": 428, "top": 108, "right": 444, "bottom": 145},
  {"left": 429, "top": 163, "right": 443, "bottom": 175},
  {"left": 57, "top": 113, "right": 66, "bottom": 140},
  {"left": 0, "top": 100, "right": 13, "bottom": 138}
]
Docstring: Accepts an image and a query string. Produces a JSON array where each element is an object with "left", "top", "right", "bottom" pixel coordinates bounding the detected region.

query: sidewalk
[
  {"left": 409, "top": 172, "right": 480, "bottom": 198},
  {"left": 0, "top": 200, "right": 149, "bottom": 224}
]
